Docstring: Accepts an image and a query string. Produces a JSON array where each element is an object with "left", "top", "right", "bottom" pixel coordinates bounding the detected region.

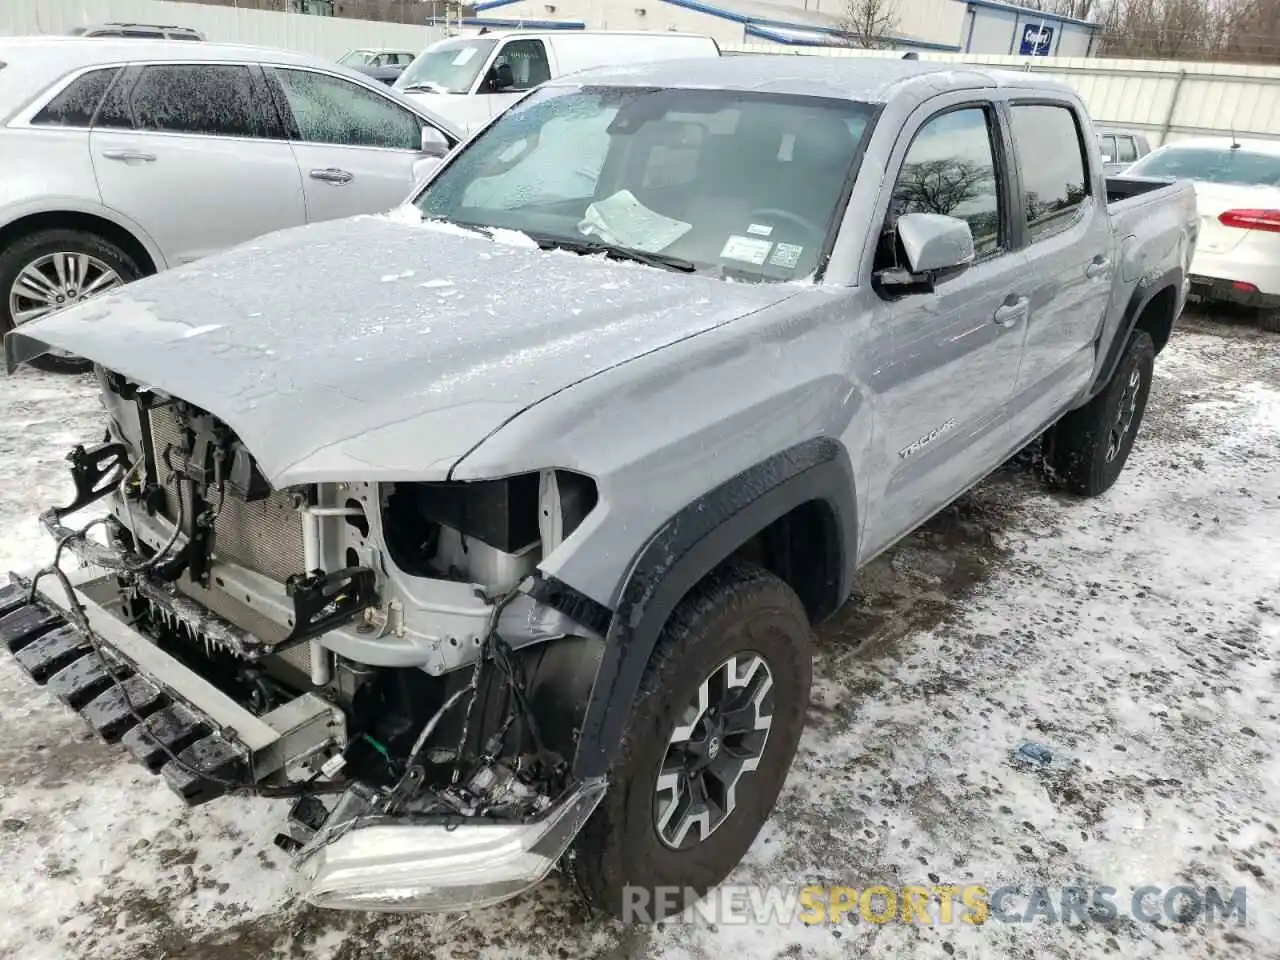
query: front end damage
[{"left": 1, "top": 368, "right": 610, "bottom": 912}]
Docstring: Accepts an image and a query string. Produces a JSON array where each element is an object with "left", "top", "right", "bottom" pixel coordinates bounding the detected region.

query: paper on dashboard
[{"left": 578, "top": 190, "right": 692, "bottom": 253}]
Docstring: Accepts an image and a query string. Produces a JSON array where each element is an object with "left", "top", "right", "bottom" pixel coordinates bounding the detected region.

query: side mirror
[
  {"left": 877, "top": 213, "right": 975, "bottom": 292},
  {"left": 420, "top": 126, "right": 449, "bottom": 158},
  {"left": 490, "top": 62, "right": 514, "bottom": 91}
]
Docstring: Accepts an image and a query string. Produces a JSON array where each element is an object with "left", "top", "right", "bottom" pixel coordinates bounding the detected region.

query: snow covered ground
[{"left": 0, "top": 315, "right": 1276, "bottom": 960}]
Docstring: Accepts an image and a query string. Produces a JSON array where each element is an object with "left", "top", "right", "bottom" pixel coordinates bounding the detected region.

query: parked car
[
  {"left": 0, "top": 36, "right": 461, "bottom": 372},
  {"left": 1097, "top": 127, "right": 1152, "bottom": 175},
  {"left": 337, "top": 48, "right": 417, "bottom": 86},
  {"left": 70, "top": 22, "right": 205, "bottom": 41},
  {"left": 3, "top": 56, "right": 1196, "bottom": 921},
  {"left": 394, "top": 30, "right": 721, "bottom": 133},
  {"left": 1126, "top": 136, "right": 1280, "bottom": 331}
]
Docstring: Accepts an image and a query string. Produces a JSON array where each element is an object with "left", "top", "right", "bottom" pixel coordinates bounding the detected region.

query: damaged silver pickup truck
[{"left": 2, "top": 57, "right": 1196, "bottom": 918}]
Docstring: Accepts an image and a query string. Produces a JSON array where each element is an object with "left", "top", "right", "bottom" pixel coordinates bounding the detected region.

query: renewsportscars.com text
[{"left": 620, "top": 884, "right": 1248, "bottom": 926}]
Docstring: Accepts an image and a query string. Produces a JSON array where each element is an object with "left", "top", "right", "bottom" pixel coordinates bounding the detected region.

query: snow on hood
[{"left": 5, "top": 214, "right": 796, "bottom": 486}]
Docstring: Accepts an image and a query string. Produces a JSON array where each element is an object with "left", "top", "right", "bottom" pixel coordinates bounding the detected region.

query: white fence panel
[
  {"left": 0, "top": 0, "right": 443, "bottom": 60},
  {"left": 724, "top": 43, "right": 1280, "bottom": 144}
]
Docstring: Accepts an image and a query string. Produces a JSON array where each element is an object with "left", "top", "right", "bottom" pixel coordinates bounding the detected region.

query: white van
[{"left": 393, "top": 31, "right": 721, "bottom": 133}]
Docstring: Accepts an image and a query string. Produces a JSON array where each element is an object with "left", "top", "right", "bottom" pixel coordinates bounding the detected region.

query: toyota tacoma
[{"left": 1, "top": 57, "right": 1197, "bottom": 918}]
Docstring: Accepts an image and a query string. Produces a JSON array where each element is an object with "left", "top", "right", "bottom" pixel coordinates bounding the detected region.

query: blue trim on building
[
  {"left": 959, "top": 0, "right": 1095, "bottom": 30},
  {"left": 471, "top": 0, "right": 523, "bottom": 10},
  {"left": 426, "top": 16, "right": 588, "bottom": 29},
  {"left": 743, "top": 23, "right": 959, "bottom": 50},
  {"left": 662, "top": 0, "right": 960, "bottom": 49}
]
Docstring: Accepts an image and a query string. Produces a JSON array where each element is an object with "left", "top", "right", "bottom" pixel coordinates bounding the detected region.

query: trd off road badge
[{"left": 898, "top": 418, "right": 958, "bottom": 460}]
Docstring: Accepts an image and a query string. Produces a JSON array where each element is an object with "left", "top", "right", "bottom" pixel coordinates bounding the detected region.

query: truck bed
[{"left": 1106, "top": 174, "right": 1180, "bottom": 206}]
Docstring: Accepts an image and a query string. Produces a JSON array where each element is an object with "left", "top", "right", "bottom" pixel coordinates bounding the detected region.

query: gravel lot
[{"left": 0, "top": 313, "right": 1276, "bottom": 960}]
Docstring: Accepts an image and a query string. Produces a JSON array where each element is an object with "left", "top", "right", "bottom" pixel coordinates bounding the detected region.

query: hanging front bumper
[{"left": 0, "top": 570, "right": 344, "bottom": 804}]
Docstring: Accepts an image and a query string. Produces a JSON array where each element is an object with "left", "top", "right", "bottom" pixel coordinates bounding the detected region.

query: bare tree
[
  {"left": 1093, "top": 0, "right": 1280, "bottom": 62},
  {"left": 892, "top": 158, "right": 991, "bottom": 217},
  {"left": 838, "top": 0, "right": 900, "bottom": 49}
]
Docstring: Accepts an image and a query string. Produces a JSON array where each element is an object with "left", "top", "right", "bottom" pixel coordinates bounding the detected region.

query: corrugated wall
[
  {"left": 723, "top": 44, "right": 1280, "bottom": 144},
  {"left": 0, "top": 0, "right": 443, "bottom": 60}
]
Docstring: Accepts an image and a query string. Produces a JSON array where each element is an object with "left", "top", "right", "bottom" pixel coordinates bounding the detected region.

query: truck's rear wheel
[
  {"left": 1049, "top": 330, "right": 1154, "bottom": 496},
  {"left": 570, "top": 563, "right": 812, "bottom": 920},
  {"left": 0, "top": 228, "right": 142, "bottom": 374},
  {"left": 1258, "top": 308, "right": 1280, "bottom": 334}
]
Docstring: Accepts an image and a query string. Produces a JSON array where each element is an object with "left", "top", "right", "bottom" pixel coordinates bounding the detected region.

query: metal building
[{"left": 459, "top": 0, "right": 1102, "bottom": 56}]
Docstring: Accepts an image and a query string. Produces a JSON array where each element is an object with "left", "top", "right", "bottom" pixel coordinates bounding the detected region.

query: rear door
[
  {"left": 267, "top": 67, "right": 450, "bottom": 222},
  {"left": 1006, "top": 100, "right": 1112, "bottom": 429},
  {"left": 857, "top": 98, "right": 1033, "bottom": 560},
  {"left": 90, "top": 62, "right": 306, "bottom": 266}
]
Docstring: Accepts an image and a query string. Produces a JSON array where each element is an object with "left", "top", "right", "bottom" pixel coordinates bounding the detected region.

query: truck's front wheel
[
  {"left": 1049, "top": 330, "right": 1155, "bottom": 496},
  {"left": 570, "top": 563, "right": 812, "bottom": 920}
]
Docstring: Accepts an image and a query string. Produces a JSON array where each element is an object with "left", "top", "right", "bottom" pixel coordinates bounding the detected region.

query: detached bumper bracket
[{"left": 2, "top": 571, "right": 344, "bottom": 808}]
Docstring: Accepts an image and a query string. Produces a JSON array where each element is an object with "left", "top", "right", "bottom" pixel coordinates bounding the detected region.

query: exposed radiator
[{"left": 147, "top": 405, "right": 305, "bottom": 585}]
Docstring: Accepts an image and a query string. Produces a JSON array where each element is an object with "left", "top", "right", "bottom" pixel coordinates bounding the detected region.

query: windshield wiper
[
  {"left": 532, "top": 236, "right": 697, "bottom": 274},
  {"left": 425, "top": 217, "right": 493, "bottom": 239},
  {"left": 400, "top": 81, "right": 448, "bottom": 94}
]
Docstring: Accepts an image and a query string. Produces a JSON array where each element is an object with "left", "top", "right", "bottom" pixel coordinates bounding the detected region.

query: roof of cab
[{"left": 551, "top": 54, "right": 1072, "bottom": 104}]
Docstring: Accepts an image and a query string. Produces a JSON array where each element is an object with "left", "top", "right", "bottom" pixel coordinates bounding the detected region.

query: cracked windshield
[{"left": 415, "top": 86, "right": 874, "bottom": 280}]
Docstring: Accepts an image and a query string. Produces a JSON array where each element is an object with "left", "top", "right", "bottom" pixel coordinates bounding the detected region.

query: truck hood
[{"left": 6, "top": 213, "right": 796, "bottom": 486}]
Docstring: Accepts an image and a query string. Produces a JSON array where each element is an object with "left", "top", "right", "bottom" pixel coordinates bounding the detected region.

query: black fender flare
[
  {"left": 1086, "top": 265, "right": 1183, "bottom": 400},
  {"left": 568, "top": 437, "right": 858, "bottom": 780}
]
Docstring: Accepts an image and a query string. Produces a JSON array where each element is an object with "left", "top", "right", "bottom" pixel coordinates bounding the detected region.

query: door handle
[
  {"left": 993, "top": 296, "right": 1029, "bottom": 328},
  {"left": 101, "top": 148, "right": 156, "bottom": 163},
  {"left": 1086, "top": 257, "right": 1112, "bottom": 279},
  {"left": 309, "top": 168, "right": 354, "bottom": 185}
]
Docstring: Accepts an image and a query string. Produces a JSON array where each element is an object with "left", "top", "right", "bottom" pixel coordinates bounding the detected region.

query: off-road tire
[
  {"left": 1258, "top": 309, "right": 1280, "bottom": 334},
  {"left": 0, "top": 228, "right": 143, "bottom": 374},
  {"left": 1049, "top": 330, "right": 1155, "bottom": 497},
  {"left": 569, "top": 562, "right": 813, "bottom": 921}
]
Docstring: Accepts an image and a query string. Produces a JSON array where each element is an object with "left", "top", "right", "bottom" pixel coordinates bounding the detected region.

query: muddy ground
[{"left": 0, "top": 313, "right": 1277, "bottom": 960}]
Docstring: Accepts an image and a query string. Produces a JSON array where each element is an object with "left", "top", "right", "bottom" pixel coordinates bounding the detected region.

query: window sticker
[
  {"left": 720, "top": 235, "right": 774, "bottom": 265},
  {"left": 747, "top": 223, "right": 773, "bottom": 237},
  {"left": 768, "top": 242, "right": 804, "bottom": 269}
]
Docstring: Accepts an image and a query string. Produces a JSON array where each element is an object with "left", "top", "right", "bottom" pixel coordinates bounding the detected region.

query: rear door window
[
  {"left": 129, "top": 64, "right": 270, "bottom": 138},
  {"left": 1009, "top": 103, "right": 1090, "bottom": 242},
  {"left": 32, "top": 67, "right": 121, "bottom": 127},
  {"left": 1100, "top": 135, "right": 1116, "bottom": 161},
  {"left": 1116, "top": 136, "right": 1138, "bottom": 163}
]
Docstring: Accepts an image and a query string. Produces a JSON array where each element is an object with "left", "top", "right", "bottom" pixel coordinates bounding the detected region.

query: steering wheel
[{"left": 746, "top": 208, "right": 823, "bottom": 244}]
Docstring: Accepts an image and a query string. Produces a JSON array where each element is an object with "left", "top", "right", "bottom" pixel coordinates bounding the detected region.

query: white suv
[{"left": 0, "top": 37, "right": 460, "bottom": 371}]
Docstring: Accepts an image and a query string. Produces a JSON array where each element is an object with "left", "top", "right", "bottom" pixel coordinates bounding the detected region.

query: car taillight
[{"left": 1218, "top": 209, "right": 1280, "bottom": 232}]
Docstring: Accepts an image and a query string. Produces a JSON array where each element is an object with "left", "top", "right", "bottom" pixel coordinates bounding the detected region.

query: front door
[
  {"left": 269, "top": 67, "right": 441, "bottom": 223},
  {"left": 856, "top": 101, "right": 1032, "bottom": 560},
  {"left": 90, "top": 62, "right": 306, "bottom": 266}
]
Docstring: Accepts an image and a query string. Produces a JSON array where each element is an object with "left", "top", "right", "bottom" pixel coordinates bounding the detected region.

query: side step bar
[{"left": 0, "top": 572, "right": 344, "bottom": 805}]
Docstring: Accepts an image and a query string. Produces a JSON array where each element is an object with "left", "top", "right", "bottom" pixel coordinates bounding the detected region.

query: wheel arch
[
  {"left": 1087, "top": 267, "right": 1182, "bottom": 400},
  {"left": 0, "top": 205, "right": 164, "bottom": 277},
  {"left": 566, "top": 437, "right": 858, "bottom": 780}
]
